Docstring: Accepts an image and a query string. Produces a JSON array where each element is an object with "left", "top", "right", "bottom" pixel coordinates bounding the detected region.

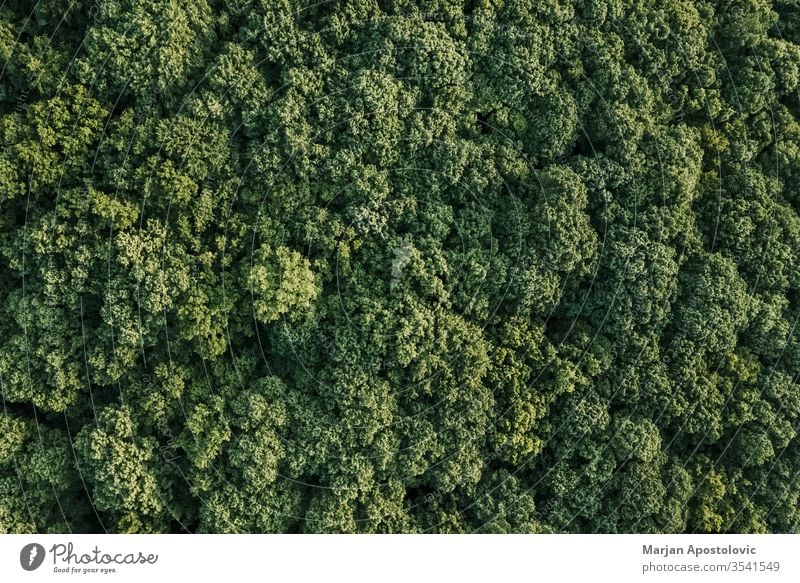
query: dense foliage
[{"left": 1, "top": 0, "right": 800, "bottom": 533}]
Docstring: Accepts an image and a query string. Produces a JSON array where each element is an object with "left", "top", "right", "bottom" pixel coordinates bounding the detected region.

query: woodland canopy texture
[{"left": 1, "top": 0, "right": 800, "bottom": 534}]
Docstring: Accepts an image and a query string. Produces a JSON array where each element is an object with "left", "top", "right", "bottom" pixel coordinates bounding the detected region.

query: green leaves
[
  {"left": 80, "top": 0, "right": 213, "bottom": 100},
  {"left": 249, "top": 245, "right": 320, "bottom": 323},
  {"left": 75, "top": 407, "right": 171, "bottom": 533},
  {"left": 1, "top": 0, "right": 799, "bottom": 535}
]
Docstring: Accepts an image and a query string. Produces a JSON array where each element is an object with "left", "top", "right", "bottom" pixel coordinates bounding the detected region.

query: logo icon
[{"left": 20, "top": 543, "right": 46, "bottom": 571}]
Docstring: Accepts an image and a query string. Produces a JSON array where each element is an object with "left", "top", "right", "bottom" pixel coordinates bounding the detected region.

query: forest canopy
[{"left": 1, "top": 0, "right": 800, "bottom": 533}]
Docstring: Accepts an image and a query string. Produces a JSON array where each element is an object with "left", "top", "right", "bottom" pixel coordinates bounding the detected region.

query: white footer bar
[{"left": 1, "top": 534, "right": 796, "bottom": 582}]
